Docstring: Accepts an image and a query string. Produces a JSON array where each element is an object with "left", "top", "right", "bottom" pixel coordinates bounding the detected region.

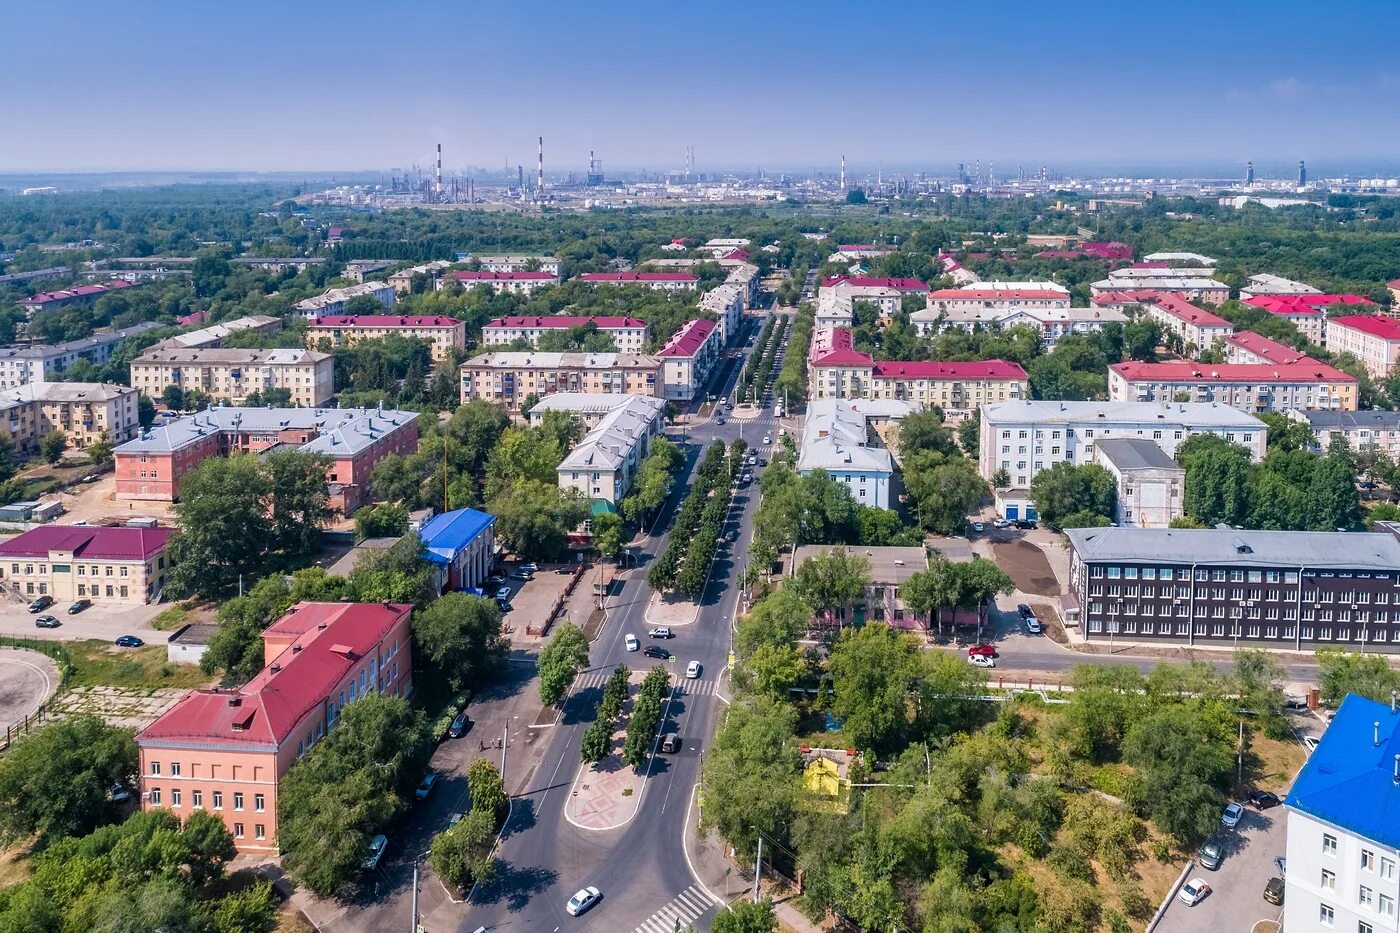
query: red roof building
[
  {"left": 1093, "top": 290, "right": 1233, "bottom": 352},
  {"left": 1109, "top": 361, "right": 1357, "bottom": 413},
  {"left": 1327, "top": 314, "right": 1400, "bottom": 379},
  {"left": 20, "top": 279, "right": 140, "bottom": 315},
  {"left": 871, "top": 360, "right": 1028, "bottom": 380},
  {"left": 0, "top": 525, "right": 174, "bottom": 605},
  {"left": 136, "top": 601, "right": 414, "bottom": 854},
  {"left": 821, "top": 276, "right": 929, "bottom": 292},
  {"left": 1223, "top": 331, "right": 1321, "bottom": 366},
  {"left": 1079, "top": 241, "right": 1134, "bottom": 260},
  {"left": 578, "top": 272, "right": 698, "bottom": 292},
  {"left": 657, "top": 319, "right": 720, "bottom": 401}
]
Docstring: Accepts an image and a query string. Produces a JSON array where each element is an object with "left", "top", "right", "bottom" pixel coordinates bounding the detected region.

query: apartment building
[
  {"left": 1286, "top": 409, "right": 1400, "bottom": 461},
  {"left": 306, "top": 315, "right": 465, "bottom": 362},
  {"left": 20, "top": 279, "right": 140, "bottom": 316},
  {"left": 1107, "top": 361, "right": 1357, "bottom": 413},
  {"left": 578, "top": 272, "right": 698, "bottom": 292},
  {"left": 1224, "top": 331, "right": 1321, "bottom": 366},
  {"left": 341, "top": 260, "right": 396, "bottom": 283},
  {"left": 460, "top": 352, "right": 662, "bottom": 410},
  {"left": 726, "top": 262, "right": 762, "bottom": 308},
  {"left": 150, "top": 315, "right": 282, "bottom": 352},
  {"left": 474, "top": 255, "right": 561, "bottom": 276},
  {"left": 441, "top": 270, "right": 559, "bottom": 295},
  {"left": 130, "top": 348, "right": 334, "bottom": 407},
  {"left": 136, "top": 601, "right": 415, "bottom": 854},
  {"left": 829, "top": 244, "right": 894, "bottom": 261},
  {"left": 808, "top": 327, "right": 1025, "bottom": 419},
  {"left": 1326, "top": 315, "right": 1400, "bottom": 378},
  {"left": 1239, "top": 273, "right": 1321, "bottom": 300},
  {"left": 798, "top": 399, "right": 897, "bottom": 509},
  {"left": 1092, "top": 438, "right": 1184, "bottom": 528},
  {"left": 0, "top": 322, "right": 162, "bottom": 388},
  {"left": 114, "top": 406, "right": 419, "bottom": 514},
  {"left": 819, "top": 277, "right": 929, "bottom": 317},
  {"left": 657, "top": 319, "right": 721, "bottom": 402},
  {"left": 1284, "top": 695, "right": 1400, "bottom": 933},
  {"left": 293, "top": 282, "right": 396, "bottom": 319},
  {"left": 481, "top": 316, "right": 649, "bottom": 353},
  {"left": 555, "top": 395, "right": 667, "bottom": 504},
  {"left": 1143, "top": 252, "right": 1216, "bottom": 266},
  {"left": 0, "top": 381, "right": 141, "bottom": 451},
  {"left": 1079, "top": 241, "right": 1134, "bottom": 260},
  {"left": 1090, "top": 274, "right": 1229, "bottom": 306},
  {"left": 386, "top": 260, "right": 452, "bottom": 293},
  {"left": 1092, "top": 291, "right": 1234, "bottom": 353},
  {"left": 911, "top": 304, "right": 1126, "bottom": 348},
  {"left": 698, "top": 283, "right": 744, "bottom": 344},
  {"left": 922, "top": 282, "right": 1071, "bottom": 315},
  {"left": 1244, "top": 294, "right": 1376, "bottom": 345},
  {"left": 816, "top": 291, "right": 855, "bottom": 329},
  {"left": 979, "top": 399, "right": 1266, "bottom": 489},
  {"left": 1064, "top": 526, "right": 1400, "bottom": 649},
  {"left": 0, "top": 525, "right": 173, "bottom": 606}
]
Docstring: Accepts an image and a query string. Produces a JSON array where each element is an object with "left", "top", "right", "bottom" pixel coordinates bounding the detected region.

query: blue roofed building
[
  {"left": 418, "top": 508, "right": 496, "bottom": 594},
  {"left": 1285, "top": 693, "right": 1400, "bottom": 931}
]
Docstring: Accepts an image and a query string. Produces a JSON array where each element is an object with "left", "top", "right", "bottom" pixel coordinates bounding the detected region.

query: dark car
[
  {"left": 68, "top": 599, "right": 91, "bottom": 615},
  {"left": 34, "top": 615, "right": 61, "bottom": 629},
  {"left": 27, "top": 595, "right": 53, "bottom": 613},
  {"left": 1016, "top": 604, "right": 1034, "bottom": 620},
  {"left": 1264, "top": 877, "right": 1285, "bottom": 905},
  {"left": 449, "top": 711, "right": 471, "bottom": 738},
  {"left": 643, "top": 645, "right": 671, "bottom": 660},
  {"left": 114, "top": 635, "right": 144, "bottom": 648},
  {"left": 1014, "top": 520, "right": 1038, "bottom": 530},
  {"left": 1197, "top": 839, "right": 1224, "bottom": 871},
  {"left": 1249, "top": 790, "right": 1281, "bottom": 810}
]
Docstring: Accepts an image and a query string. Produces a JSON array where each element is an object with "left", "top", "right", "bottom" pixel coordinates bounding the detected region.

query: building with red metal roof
[
  {"left": 1244, "top": 294, "right": 1375, "bottom": 345},
  {"left": 819, "top": 276, "right": 929, "bottom": 317},
  {"left": 306, "top": 315, "right": 465, "bottom": 362},
  {"left": 136, "top": 601, "right": 414, "bottom": 854},
  {"left": 441, "top": 269, "right": 558, "bottom": 295},
  {"left": 1108, "top": 361, "right": 1357, "bottom": 413},
  {"left": 1223, "top": 331, "right": 1321, "bottom": 366},
  {"left": 482, "top": 316, "right": 650, "bottom": 353},
  {"left": 1092, "top": 290, "right": 1233, "bottom": 354},
  {"left": 578, "top": 272, "right": 698, "bottom": 292},
  {"left": 1326, "top": 315, "right": 1400, "bottom": 378},
  {"left": 0, "top": 525, "right": 174, "bottom": 605},
  {"left": 20, "top": 279, "right": 139, "bottom": 316},
  {"left": 657, "top": 319, "right": 720, "bottom": 401},
  {"left": 1079, "top": 241, "right": 1134, "bottom": 261}
]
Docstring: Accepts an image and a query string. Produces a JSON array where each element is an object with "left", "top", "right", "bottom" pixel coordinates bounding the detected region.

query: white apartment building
[
  {"left": 819, "top": 277, "right": 929, "bottom": 318},
  {"left": 797, "top": 399, "right": 901, "bottom": 509},
  {"left": 922, "top": 282, "right": 1071, "bottom": 315},
  {"left": 1107, "top": 361, "right": 1358, "bottom": 413},
  {"left": 816, "top": 291, "right": 855, "bottom": 329},
  {"left": 1142, "top": 252, "right": 1217, "bottom": 266},
  {"left": 1239, "top": 272, "right": 1321, "bottom": 300},
  {"left": 726, "top": 262, "right": 762, "bottom": 308},
  {"left": 474, "top": 256, "right": 562, "bottom": 276},
  {"left": 481, "top": 316, "right": 649, "bottom": 353},
  {"left": 656, "top": 319, "right": 721, "bottom": 401},
  {"left": 387, "top": 261, "right": 452, "bottom": 293},
  {"left": 1092, "top": 438, "right": 1184, "bottom": 528},
  {"left": 1090, "top": 272, "right": 1230, "bottom": 306},
  {"left": 554, "top": 395, "right": 666, "bottom": 505},
  {"left": 1287, "top": 409, "right": 1400, "bottom": 461},
  {"left": 440, "top": 270, "right": 559, "bottom": 294},
  {"left": 698, "top": 283, "right": 744, "bottom": 344},
  {"left": 911, "top": 305, "right": 1127, "bottom": 348},
  {"left": 577, "top": 272, "right": 699, "bottom": 292},
  {"left": 0, "top": 323, "right": 162, "bottom": 389},
  {"left": 150, "top": 315, "right": 282, "bottom": 351},
  {"left": 294, "top": 282, "right": 396, "bottom": 319},
  {"left": 130, "top": 348, "right": 335, "bottom": 407},
  {"left": 979, "top": 399, "right": 1267, "bottom": 489}
]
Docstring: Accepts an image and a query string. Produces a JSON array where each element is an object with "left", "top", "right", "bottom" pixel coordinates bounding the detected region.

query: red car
[{"left": 967, "top": 644, "right": 997, "bottom": 658}]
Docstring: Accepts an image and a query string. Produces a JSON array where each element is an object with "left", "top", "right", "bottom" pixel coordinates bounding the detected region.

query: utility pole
[
  {"left": 501, "top": 722, "right": 509, "bottom": 781},
  {"left": 410, "top": 863, "right": 419, "bottom": 933},
  {"left": 753, "top": 833, "right": 763, "bottom": 903}
]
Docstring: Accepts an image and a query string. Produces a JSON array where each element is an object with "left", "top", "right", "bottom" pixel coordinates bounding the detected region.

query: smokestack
[
  {"left": 840, "top": 155, "right": 846, "bottom": 192},
  {"left": 537, "top": 136, "right": 544, "bottom": 200},
  {"left": 1246, "top": 160, "right": 1255, "bottom": 187},
  {"left": 435, "top": 143, "right": 442, "bottom": 199}
]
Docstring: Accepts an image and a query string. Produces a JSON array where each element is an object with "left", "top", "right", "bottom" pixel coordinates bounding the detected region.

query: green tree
[
  {"left": 1122, "top": 704, "right": 1232, "bottom": 845},
  {"left": 1307, "top": 445, "right": 1364, "bottom": 531},
  {"left": 896, "top": 409, "right": 958, "bottom": 459},
  {"left": 85, "top": 430, "right": 115, "bottom": 465},
  {"left": 488, "top": 480, "right": 589, "bottom": 561},
  {"left": 592, "top": 510, "right": 623, "bottom": 560},
  {"left": 789, "top": 548, "right": 872, "bottom": 619},
  {"left": 166, "top": 454, "right": 273, "bottom": 598},
  {"left": 38, "top": 430, "right": 67, "bottom": 464},
  {"left": 206, "top": 880, "right": 279, "bottom": 933},
  {"left": 902, "top": 453, "right": 988, "bottom": 535},
  {"left": 826, "top": 624, "right": 924, "bottom": 754},
  {"left": 412, "top": 594, "right": 506, "bottom": 694},
  {"left": 957, "top": 409, "right": 980, "bottom": 456},
  {"left": 1316, "top": 647, "right": 1400, "bottom": 706},
  {"left": 699, "top": 694, "right": 801, "bottom": 863},
  {"left": 0, "top": 715, "right": 136, "bottom": 846},
  {"left": 428, "top": 807, "right": 497, "bottom": 889},
  {"left": 845, "top": 189, "right": 868, "bottom": 205},
  {"left": 199, "top": 574, "right": 293, "bottom": 684},
  {"left": 735, "top": 587, "right": 812, "bottom": 657},
  {"left": 265, "top": 450, "right": 333, "bottom": 560},
  {"left": 712, "top": 899, "right": 778, "bottom": 933},
  {"left": 466, "top": 758, "right": 508, "bottom": 825},
  {"left": 1028, "top": 462, "right": 1117, "bottom": 530},
  {"left": 537, "top": 623, "right": 590, "bottom": 705},
  {"left": 355, "top": 501, "right": 409, "bottom": 539},
  {"left": 178, "top": 809, "right": 238, "bottom": 886}
]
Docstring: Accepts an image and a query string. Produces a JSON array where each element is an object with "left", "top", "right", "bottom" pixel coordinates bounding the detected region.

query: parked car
[
  {"left": 1248, "top": 790, "right": 1281, "bottom": 810},
  {"left": 967, "top": 644, "right": 997, "bottom": 658},
  {"left": 485, "top": 574, "right": 506, "bottom": 588},
  {"left": 1285, "top": 694, "right": 1308, "bottom": 710},
  {"left": 68, "top": 599, "right": 91, "bottom": 615},
  {"left": 625, "top": 634, "right": 640, "bottom": 652},
  {"left": 509, "top": 569, "right": 532, "bottom": 580},
  {"left": 648, "top": 627, "right": 673, "bottom": 639},
  {"left": 969, "top": 654, "right": 996, "bottom": 668},
  {"left": 1014, "top": 520, "right": 1037, "bottom": 530},
  {"left": 969, "top": 521, "right": 985, "bottom": 533},
  {"left": 519, "top": 563, "right": 538, "bottom": 574},
  {"left": 758, "top": 458, "right": 768, "bottom": 467},
  {"left": 992, "top": 518, "right": 1011, "bottom": 528},
  {"left": 1177, "top": 878, "right": 1211, "bottom": 907},
  {"left": 114, "top": 635, "right": 144, "bottom": 648},
  {"left": 448, "top": 811, "right": 464, "bottom": 827},
  {"left": 1303, "top": 735, "right": 1319, "bottom": 753},
  {"left": 725, "top": 530, "right": 738, "bottom": 542},
  {"left": 34, "top": 615, "right": 60, "bottom": 629},
  {"left": 661, "top": 733, "right": 681, "bottom": 754},
  {"left": 1017, "top": 604, "right": 1034, "bottom": 620},
  {"left": 449, "top": 711, "right": 471, "bottom": 738},
  {"left": 1024, "top": 617, "right": 1043, "bottom": 635},
  {"left": 495, "top": 586, "right": 512, "bottom": 604},
  {"left": 27, "top": 595, "right": 53, "bottom": 613},
  {"left": 1197, "top": 839, "right": 1224, "bottom": 870},
  {"left": 644, "top": 645, "right": 670, "bottom": 660},
  {"left": 1221, "top": 802, "right": 1245, "bottom": 828},
  {"left": 415, "top": 772, "right": 438, "bottom": 801},
  {"left": 566, "top": 886, "right": 602, "bottom": 917},
  {"left": 686, "top": 660, "right": 702, "bottom": 679},
  {"left": 362, "top": 834, "right": 388, "bottom": 871},
  {"left": 107, "top": 783, "right": 131, "bottom": 803},
  {"left": 1264, "top": 877, "right": 1285, "bottom": 905}
]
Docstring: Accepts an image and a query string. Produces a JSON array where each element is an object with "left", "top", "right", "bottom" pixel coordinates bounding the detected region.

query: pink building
[
  {"left": 1079, "top": 241, "right": 1134, "bottom": 261},
  {"left": 136, "top": 602, "right": 414, "bottom": 854},
  {"left": 1326, "top": 315, "right": 1400, "bottom": 378},
  {"left": 1092, "top": 290, "right": 1233, "bottom": 354},
  {"left": 1223, "top": 331, "right": 1321, "bottom": 366}
]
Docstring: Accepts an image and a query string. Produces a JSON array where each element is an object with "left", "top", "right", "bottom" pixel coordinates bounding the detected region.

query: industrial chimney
[
  {"left": 840, "top": 155, "right": 846, "bottom": 192},
  {"left": 434, "top": 143, "right": 443, "bottom": 200},
  {"left": 1246, "top": 160, "right": 1254, "bottom": 187}
]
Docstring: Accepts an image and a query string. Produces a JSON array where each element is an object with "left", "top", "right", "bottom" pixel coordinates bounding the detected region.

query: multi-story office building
[
  {"left": 293, "top": 282, "right": 395, "bottom": 318},
  {"left": 1107, "top": 361, "right": 1357, "bottom": 413},
  {"left": 1092, "top": 438, "right": 1185, "bottom": 528},
  {"left": 0, "top": 381, "right": 141, "bottom": 451},
  {"left": 441, "top": 270, "right": 559, "bottom": 294},
  {"left": 136, "top": 601, "right": 414, "bottom": 853},
  {"left": 474, "top": 255, "right": 561, "bottom": 276},
  {"left": 0, "top": 322, "right": 162, "bottom": 388},
  {"left": 555, "top": 395, "right": 666, "bottom": 504},
  {"left": 130, "top": 348, "right": 334, "bottom": 407},
  {"left": 306, "top": 315, "right": 465, "bottom": 362},
  {"left": 657, "top": 319, "right": 721, "bottom": 401},
  {"left": 1327, "top": 315, "right": 1400, "bottom": 379},
  {"left": 979, "top": 399, "right": 1267, "bottom": 489},
  {"left": 911, "top": 304, "right": 1126, "bottom": 347},
  {"left": 481, "top": 316, "right": 649, "bottom": 353},
  {"left": 0, "top": 525, "right": 173, "bottom": 606},
  {"left": 577, "top": 272, "right": 698, "bottom": 292},
  {"left": 1284, "top": 694, "right": 1400, "bottom": 933},
  {"left": 114, "top": 406, "right": 419, "bottom": 514},
  {"left": 1092, "top": 291, "right": 1234, "bottom": 353},
  {"left": 797, "top": 399, "right": 897, "bottom": 509},
  {"left": 459, "top": 352, "right": 662, "bottom": 410},
  {"left": 1287, "top": 409, "right": 1400, "bottom": 460},
  {"left": 807, "top": 327, "right": 1025, "bottom": 419},
  {"left": 1065, "top": 525, "right": 1400, "bottom": 649},
  {"left": 150, "top": 315, "right": 282, "bottom": 352}
]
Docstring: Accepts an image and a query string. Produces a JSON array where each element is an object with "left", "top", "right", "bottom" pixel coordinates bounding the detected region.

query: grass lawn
[
  {"left": 67, "top": 640, "right": 209, "bottom": 690},
  {"left": 148, "top": 602, "right": 209, "bottom": 632}
]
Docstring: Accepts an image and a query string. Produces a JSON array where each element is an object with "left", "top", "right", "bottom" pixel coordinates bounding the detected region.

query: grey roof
[
  {"left": 793, "top": 545, "right": 927, "bottom": 584},
  {"left": 557, "top": 396, "right": 665, "bottom": 473},
  {"left": 1295, "top": 410, "right": 1400, "bottom": 432},
  {"left": 983, "top": 399, "right": 1265, "bottom": 429},
  {"left": 798, "top": 399, "right": 894, "bottom": 475},
  {"left": 114, "top": 405, "right": 418, "bottom": 456},
  {"left": 151, "top": 315, "right": 280, "bottom": 350},
  {"left": 529, "top": 392, "right": 656, "bottom": 417},
  {"left": 1093, "top": 438, "right": 1181, "bottom": 471},
  {"left": 0, "top": 322, "right": 162, "bottom": 363},
  {"left": 133, "top": 347, "right": 328, "bottom": 365},
  {"left": 0, "top": 382, "right": 134, "bottom": 411},
  {"left": 1065, "top": 527, "right": 1400, "bottom": 571}
]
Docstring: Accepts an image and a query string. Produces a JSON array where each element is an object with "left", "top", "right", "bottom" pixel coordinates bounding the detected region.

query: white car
[
  {"left": 686, "top": 660, "right": 702, "bottom": 679},
  {"left": 1221, "top": 801, "right": 1244, "bottom": 828},
  {"left": 1303, "top": 735, "right": 1319, "bottom": 753},
  {"left": 1177, "top": 878, "right": 1211, "bottom": 907},
  {"left": 763, "top": 434, "right": 772, "bottom": 444},
  {"left": 968, "top": 654, "right": 996, "bottom": 668},
  {"left": 969, "top": 521, "right": 985, "bottom": 533},
  {"left": 1024, "top": 617, "right": 1043, "bottom": 635},
  {"left": 625, "top": 634, "right": 639, "bottom": 652},
  {"left": 992, "top": 518, "right": 1011, "bottom": 528},
  {"left": 566, "top": 886, "right": 602, "bottom": 916}
]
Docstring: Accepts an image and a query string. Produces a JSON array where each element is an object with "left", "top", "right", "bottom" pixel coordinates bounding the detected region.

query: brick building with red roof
[
  {"left": 578, "top": 272, "right": 698, "bottom": 292},
  {"left": 20, "top": 279, "right": 139, "bottom": 316},
  {"left": 481, "top": 316, "right": 650, "bottom": 353},
  {"left": 1108, "top": 360, "right": 1357, "bottom": 413},
  {"left": 136, "top": 601, "right": 414, "bottom": 854},
  {"left": 0, "top": 525, "right": 174, "bottom": 605},
  {"left": 306, "top": 315, "right": 465, "bottom": 362}
]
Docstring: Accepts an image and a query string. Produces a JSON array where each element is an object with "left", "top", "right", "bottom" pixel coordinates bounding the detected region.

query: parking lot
[
  {"left": 0, "top": 593, "right": 166, "bottom": 643},
  {"left": 1156, "top": 799, "right": 1287, "bottom": 933}
]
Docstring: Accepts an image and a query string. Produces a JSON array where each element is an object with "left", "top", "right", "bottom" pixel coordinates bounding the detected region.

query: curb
[{"left": 1146, "top": 859, "right": 1196, "bottom": 933}]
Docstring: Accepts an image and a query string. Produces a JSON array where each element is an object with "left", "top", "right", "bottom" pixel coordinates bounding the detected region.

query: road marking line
[{"left": 681, "top": 783, "right": 724, "bottom": 907}]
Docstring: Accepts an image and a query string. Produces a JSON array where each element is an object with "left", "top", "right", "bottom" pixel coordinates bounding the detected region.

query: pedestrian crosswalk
[
  {"left": 571, "top": 670, "right": 721, "bottom": 697},
  {"left": 630, "top": 884, "right": 719, "bottom": 933}
]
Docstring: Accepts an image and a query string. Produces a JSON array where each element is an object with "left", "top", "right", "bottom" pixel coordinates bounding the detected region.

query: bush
[
  {"left": 580, "top": 720, "right": 611, "bottom": 764},
  {"left": 1118, "top": 882, "right": 1152, "bottom": 920}
]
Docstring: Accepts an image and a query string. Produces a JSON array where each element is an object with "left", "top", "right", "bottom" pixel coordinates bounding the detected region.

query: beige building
[
  {"left": 306, "top": 315, "right": 465, "bottom": 362},
  {"left": 1108, "top": 361, "right": 1358, "bottom": 413},
  {"left": 460, "top": 351, "right": 662, "bottom": 411},
  {"left": 386, "top": 261, "right": 452, "bottom": 293},
  {"left": 475, "top": 255, "right": 562, "bottom": 276},
  {"left": 0, "top": 525, "right": 173, "bottom": 606},
  {"left": 1325, "top": 315, "right": 1400, "bottom": 379},
  {"left": 150, "top": 315, "right": 283, "bottom": 351},
  {"left": 131, "top": 349, "right": 334, "bottom": 407},
  {"left": 1093, "top": 438, "right": 1185, "bottom": 528},
  {"left": 294, "top": 282, "right": 396, "bottom": 319},
  {"left": 481, "top": 316, "right": 649, "bottom": 353},
  {"left": 0, "top": 382, "right": 141, "bottom": 452},
  {"left": 554, "top": 395, "right": 667, "bottom": 504}
]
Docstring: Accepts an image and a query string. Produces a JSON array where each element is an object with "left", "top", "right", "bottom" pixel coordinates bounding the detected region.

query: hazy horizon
[{"left": 5, "top": 0, "right": 1399, "bottom": 176}]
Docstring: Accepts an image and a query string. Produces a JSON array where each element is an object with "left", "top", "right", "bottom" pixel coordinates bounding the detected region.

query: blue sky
[{"left": 4, "top": 0, "right": 1399, "bottom": 175}]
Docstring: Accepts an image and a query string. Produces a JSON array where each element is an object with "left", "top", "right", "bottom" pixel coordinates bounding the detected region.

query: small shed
[{"left": 167, "top": 623, "right": 220, "bottom": 665}]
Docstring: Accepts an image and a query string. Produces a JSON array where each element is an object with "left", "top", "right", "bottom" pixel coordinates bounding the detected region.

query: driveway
[
  {"left": 0, "top": 599, "right": 166, "bottom": 642},
  {"left": 1155, "top": 801, "right": 1286, "bottom": 933}
]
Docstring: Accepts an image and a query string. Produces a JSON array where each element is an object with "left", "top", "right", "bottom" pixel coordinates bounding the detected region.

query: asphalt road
[{"left": 459, "top": 312, "right": 776, "bottom": 932}]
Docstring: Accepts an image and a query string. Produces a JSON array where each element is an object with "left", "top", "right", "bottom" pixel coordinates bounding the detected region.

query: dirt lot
[{"left": 992, "top": 538, "right": 1061, "bottom": 596}]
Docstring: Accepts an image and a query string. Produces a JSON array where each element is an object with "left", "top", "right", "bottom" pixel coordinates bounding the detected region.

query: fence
[
  {"left": 525, "top": 562, "right": 586, "bottom": 638},
  {"left": 0, "top": 637, "right": 73, "bottom": 753}
]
